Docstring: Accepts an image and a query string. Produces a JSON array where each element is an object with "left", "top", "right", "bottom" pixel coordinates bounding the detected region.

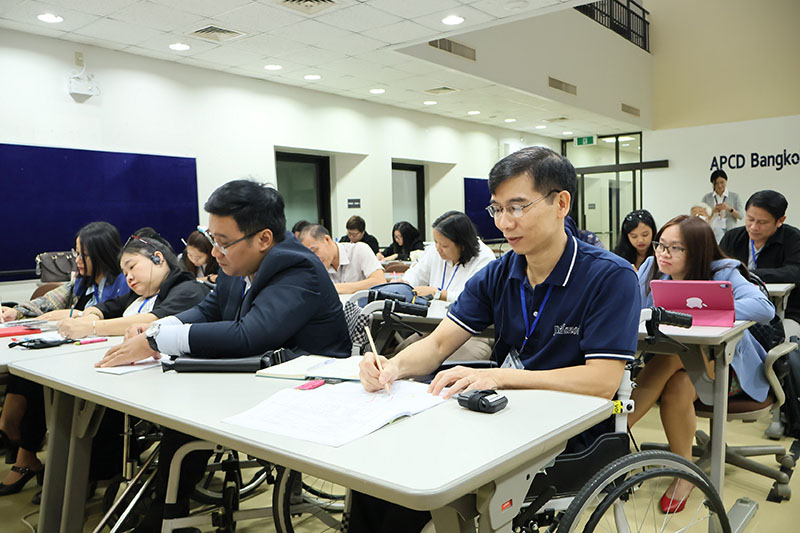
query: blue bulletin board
[
  {"left": 1, "top": 143, "right": 198, "bottom": 279},
  {"left": 464, "top": 177, "right": 503, "bottom": 241}
]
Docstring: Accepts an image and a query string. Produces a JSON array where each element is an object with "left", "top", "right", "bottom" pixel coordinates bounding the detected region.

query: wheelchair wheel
[
  {"left": 191, "top": 451, "right": 274, "bottom": 505},
  {"left": 272, "top": 466, "right": 347, "bottom": 533},
  {"left": 556, "top": 451, "right": 729, "bottom": 533}
]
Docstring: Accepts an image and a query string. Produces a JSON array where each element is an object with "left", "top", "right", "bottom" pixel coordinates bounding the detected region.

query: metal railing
[{"left": 575, "top": 0, "right": 650, "bottom": 52}]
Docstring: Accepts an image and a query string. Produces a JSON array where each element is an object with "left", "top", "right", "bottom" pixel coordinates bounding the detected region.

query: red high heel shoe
[{"left": 659, "top": 482, "right": 694, "bottom": 513}]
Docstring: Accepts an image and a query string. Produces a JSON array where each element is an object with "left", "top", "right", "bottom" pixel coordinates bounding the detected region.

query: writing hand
[
  {"left": 359, "top": 351, "right": 398, "bottom": 392},
  {"left": 413, "top": 286, "right": 436, "bottom": 297},
  {"left": 1, "top": 306, "right": 17, "bottom": 322},
  {"left": 95, "top": 334, "right": 157, "bottom": 367},
  {"left": 428, "top": 366, "right": 500, "bottom": 399},
  {"left": 57, "top": 318, "right": 92, "bottom": 339}
]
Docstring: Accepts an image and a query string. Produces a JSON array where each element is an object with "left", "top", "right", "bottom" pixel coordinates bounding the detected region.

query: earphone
[{"left": 150, "top": 252, "right": 162, "bottom": 265}]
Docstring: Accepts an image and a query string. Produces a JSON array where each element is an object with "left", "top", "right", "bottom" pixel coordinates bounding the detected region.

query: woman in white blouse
[{"left": 403, "top": 211, "right": 496, "bottom": 302}]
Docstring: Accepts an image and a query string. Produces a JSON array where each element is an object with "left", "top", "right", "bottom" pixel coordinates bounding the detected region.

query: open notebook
[
  {"left": 224, "top": 380, "right": 445, "bottom": 447},
  {"left": 256, "top": 355, "right": 362, "bottom": 381}
]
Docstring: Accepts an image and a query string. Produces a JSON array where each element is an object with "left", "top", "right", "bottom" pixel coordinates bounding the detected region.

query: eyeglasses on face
[
  {"left": 485, "top": 189, "right": 560, "bottom": 219},
  {"left": 197, "top": 225, "right": 266, "bottom": 256},
  {"left": 652, "top": 241, "right": 687, "bottom": 256}
]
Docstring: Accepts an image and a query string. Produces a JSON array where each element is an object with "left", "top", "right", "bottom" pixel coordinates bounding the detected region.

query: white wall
[
  {"left": 0, "top": 29, "right": 559, "bottom": 243},
  {"left": 642, "top": 114, "right": 800, "bottom": 228}
]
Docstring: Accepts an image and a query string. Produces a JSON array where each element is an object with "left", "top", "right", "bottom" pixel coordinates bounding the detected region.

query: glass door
[{"left": 275, "top": 152, "right": 331, "bottom": 231}]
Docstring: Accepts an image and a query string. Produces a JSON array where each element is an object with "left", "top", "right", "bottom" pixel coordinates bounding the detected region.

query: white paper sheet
[
  {"left": 95, "top": 356, "right": 161, "bottom": 374},
  {"left": 223, "top": 380, "right": 445, "bottom": 447}
]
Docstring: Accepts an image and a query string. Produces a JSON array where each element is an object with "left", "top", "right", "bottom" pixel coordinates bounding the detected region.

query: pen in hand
[{"left": 364, "top": 326, "right": 391, "bottom": 394}]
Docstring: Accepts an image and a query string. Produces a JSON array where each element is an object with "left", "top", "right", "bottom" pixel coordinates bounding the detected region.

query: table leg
[
  {"left": 39, "top": 388, "right": 74, "bottom": 532},
  {"left": 708, "top": 338, "right": 736, "bottom": 497},
  {"left": 60, "top": 398, "right": 106, "bottom": 533}
]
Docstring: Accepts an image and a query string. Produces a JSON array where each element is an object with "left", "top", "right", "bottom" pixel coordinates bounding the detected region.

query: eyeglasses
[
  {"left": 485, "top": 190, "right": 560, "bottom": 219},
  {"left": 197, "top": 225, "right": 265, "bottom": 256},
  {"left": 652, "top": 241, "right": 687, "bottom": 256}
]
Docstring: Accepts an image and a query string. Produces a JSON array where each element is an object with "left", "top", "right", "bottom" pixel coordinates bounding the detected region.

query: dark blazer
[
  {"left": 339, "top": 231, "right": 380, "bottom": 254},
  {"left": 720, "top": 224, "right": 800, "bottom": 322},
  {"left": 95, "top": 269, "right": 207, "bottom": 319},
  {"left": 175, "top": 231, "right": 351, "bottom": 358}
]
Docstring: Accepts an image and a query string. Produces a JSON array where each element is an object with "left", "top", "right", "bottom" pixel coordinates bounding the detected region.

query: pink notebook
[{"left": 650, "top": 280, "right": 735, "bottom": 327}]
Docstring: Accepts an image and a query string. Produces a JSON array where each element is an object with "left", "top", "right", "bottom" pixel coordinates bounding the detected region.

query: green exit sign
[{"left": 575, "top": 135, "right": 597, "bottom": 146}]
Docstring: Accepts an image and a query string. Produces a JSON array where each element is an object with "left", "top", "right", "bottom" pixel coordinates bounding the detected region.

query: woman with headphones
[
  {"left": 57, "top": 228, "right": 208, "bottom": 339},
  {"left": 0, "top": 229, "right": 207, "bottom": 497}
]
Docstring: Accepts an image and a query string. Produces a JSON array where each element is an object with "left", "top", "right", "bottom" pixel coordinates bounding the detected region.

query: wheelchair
[{"left": 273, "top": 306, "right": 730, "bottom": 533}]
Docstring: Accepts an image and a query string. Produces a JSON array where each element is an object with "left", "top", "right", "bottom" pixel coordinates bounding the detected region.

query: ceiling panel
[
  {"left": 70, "top": 17, "right": 164, "bottom": 46},
  {"left": 110, "top": 2, "right": 205, "bottom": 33},
  {"left": 150, "top": 0, "right": 252, "bottom": 19},
  {"left": 313, "top": 4, "right": 402, "bottom": 33},
  {"left": 1, "top": 1, "right": 100, "bottom": 32}
]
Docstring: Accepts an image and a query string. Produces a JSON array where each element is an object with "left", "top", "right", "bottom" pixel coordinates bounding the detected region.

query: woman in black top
[
  {"left": 613, "top": 209, "right": 657, "bottom": 272},
  {"left": 377, "top": 221, "right": 424, "bottom": 261},
  {"left": 58, "top": 229, "right": 208, "bottom": 339},
  {"left": 0, "top": 229, "right": 207, "bottom": 496}
]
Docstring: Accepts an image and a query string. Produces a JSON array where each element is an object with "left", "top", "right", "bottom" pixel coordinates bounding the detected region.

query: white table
[
  {"left": 766, "top": 282, "right": 795, "bottom": 320},
  {"left": 10, "top": 350, "right": 612, "bottom": 533},
  {"left": 637, "top": 320, "right": 754, "bottom": 531},
  {"left": 0, "top": 332, "right": 123, "bottom": 372}
]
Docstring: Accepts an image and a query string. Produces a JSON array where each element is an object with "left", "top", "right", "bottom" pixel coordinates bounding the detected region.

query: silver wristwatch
[{"left": 145, "top": 322, "right": 161, "bottom": 352}]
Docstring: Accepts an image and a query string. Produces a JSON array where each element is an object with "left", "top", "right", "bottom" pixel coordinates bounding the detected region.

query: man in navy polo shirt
[
  {"left": 354, "top": 146, "right": 641, "bottom": 532},
  {"left": 361, "top": 146, "right": 639, "bottom": 405}
]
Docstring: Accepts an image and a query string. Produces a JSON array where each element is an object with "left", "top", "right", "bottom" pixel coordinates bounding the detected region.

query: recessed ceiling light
[
  {"left": 369, "top": 88, "right": 386, "bottom": 95},
  {"left": 37, "top": 13, "right": 63, "bottom": 24},
  {"left": 304, "top": 74, "right": 321, "bottom": 80},
  {"left": 535, "top": 125, "right": 546, "bottom": 129},
  {"left": 442, "top": 15, "right": 465, "bottom": 25},
  {"left": 562, "top": 131, "right": 573, "bottom": 135},
  {"left": 504, "top": 118, "right": 517, "bottom": 123},
  {"left": 602, "top": 138, "right": 617, "bottom": 143},
  {"left": 423, "top": 100, "right": 437, "bottom": 106},
  {"left": 264, "top": 64, "right": 283, "bottom": 71},
  {"left": 618, "top": 136, "right": 635, "bottom": 142},
  {"left": 467, "top": 110, "right": 480, "bottom": 116},
  {"left": 169, "top": 42, "right": 190, "bottom": 51}
]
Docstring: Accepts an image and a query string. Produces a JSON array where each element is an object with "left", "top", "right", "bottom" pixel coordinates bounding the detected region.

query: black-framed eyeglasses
[
  {"left": 652, "top": 241, "right": 687, "bottom": 256},
  {"left": 485, "top": 189, "right": 560, "bottom": 219},
  {"left": 197, "top": 225, "right": 266, "bottom": 256}
]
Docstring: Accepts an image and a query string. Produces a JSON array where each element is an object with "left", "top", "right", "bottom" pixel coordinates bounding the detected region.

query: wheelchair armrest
[{"left": 764, "top": 340, "right": 797, "bottom": 410}]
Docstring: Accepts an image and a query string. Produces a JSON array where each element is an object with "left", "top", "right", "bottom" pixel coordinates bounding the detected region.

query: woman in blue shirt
[{"left": 629, "top": 215, "right": 774, "bottom": 513}]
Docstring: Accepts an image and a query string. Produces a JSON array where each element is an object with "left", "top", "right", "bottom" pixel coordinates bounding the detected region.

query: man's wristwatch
[
  {"left": 145, "top": 322, "right": 161, "bottom": 353},
  {"left": 433, "top": 289, "right": 441, "bottom": 301}
]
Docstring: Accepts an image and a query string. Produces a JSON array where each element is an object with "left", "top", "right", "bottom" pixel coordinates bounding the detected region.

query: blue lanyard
[
  {"left": 439, "top": 263, "right": 459, "bottom": 291},
  {"left": 750, "top": 239, "right": 759, "bottom": 268},
  {"left": 137, "top": 294, "right": 157, "bottom": 313},
  {"left": 519, "top": 283, "right": 553, "bottom": 353}
]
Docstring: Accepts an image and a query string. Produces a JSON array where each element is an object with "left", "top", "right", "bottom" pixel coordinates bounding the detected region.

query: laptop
[{"left": 650, "top": 280, "right": 735, "bottom": 327}]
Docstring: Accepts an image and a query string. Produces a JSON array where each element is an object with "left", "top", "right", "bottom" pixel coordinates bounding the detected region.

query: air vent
[
  {"left": 621, "top": 103, "right": 641, "bottom": 117},
  {"left": 424, "top": 86, "right": 459, "bottom": 95},
  {"left": 188, "top": 25, "right": 245, "bottom": 43},
  {"left": 428, "top": 38, "right": 476, "bottom": 61},
  {"left": 548, "top": 77, "right": 577, "bottom": 96},
  {"left": 280, "top": 0, "right": 337, "bottom": 15}
]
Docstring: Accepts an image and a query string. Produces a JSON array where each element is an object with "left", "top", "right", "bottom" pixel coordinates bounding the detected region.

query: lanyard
[
  {"left": 439, "top": 263, "right": 459, "bottom": 291},
  {"left": 137, "top": 294, "right": 157, "bottom": 313},
  {"left": 750, "top": 239, "right": 760, "bottom": 268},
  {"left": 519, "top": 283, "right": 553, "bottom": 353}
]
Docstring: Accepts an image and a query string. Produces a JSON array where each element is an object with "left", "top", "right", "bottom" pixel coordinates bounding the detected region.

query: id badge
[{"left": 501, "top": 348, "right": 525, "bottom": 369}]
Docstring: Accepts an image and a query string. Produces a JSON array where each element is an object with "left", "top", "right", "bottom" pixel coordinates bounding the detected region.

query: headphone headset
[
  {"left": 151, "top": 252, "right": 162, "bottom": 265},
  {"left": 127, "top": 234, "right": 164, "bottom": 265}
]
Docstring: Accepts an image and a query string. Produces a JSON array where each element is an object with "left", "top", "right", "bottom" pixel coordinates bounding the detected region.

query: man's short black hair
[
  {"left": 488, "top": 146, "right": 577, "bottom": 201},
  {"left": 298, "top": 224, "right": 330, "bottom": 241},
  {"left": 346, "top": 216, "right": 366, "bottom": 233},
  {"left": 292, "top": 220, "right": 311, "bottom": 235},
  {"left": 710, "top": 169, "right": 728, "bottom": 183},
  {"left": 204, "top": 180, "right": 286, "bottom": 242},
  {"left": 745, "top": 190, "right": 788, "bottom": 220},
  {"left": 432, "top": 211, "right": 480, "bottom": 266}
]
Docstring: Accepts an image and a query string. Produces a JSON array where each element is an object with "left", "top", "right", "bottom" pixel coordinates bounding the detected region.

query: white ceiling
[{"left": 0, "top": 0, "right": 643, "bottom": 140}]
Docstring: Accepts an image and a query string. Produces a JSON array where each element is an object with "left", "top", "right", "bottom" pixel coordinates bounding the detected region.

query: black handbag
[{"left": 35, "top": 251, "right": 77, "bottom": 282}]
